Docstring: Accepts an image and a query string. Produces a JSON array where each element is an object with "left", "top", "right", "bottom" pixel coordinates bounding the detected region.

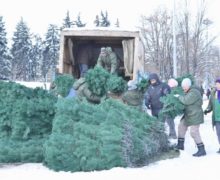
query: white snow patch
[{"left": 15, "top": 81, "right": 51, "bottom": 90}]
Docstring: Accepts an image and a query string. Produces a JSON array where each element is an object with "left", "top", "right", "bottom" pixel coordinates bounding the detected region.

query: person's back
[
  {"left": 73, "top": 77, "right": 103, "bottom": 103},
  {"left": 122, "top": 80, "right": 143, "bottom": 110},
  {"left": 77, "top": 44, "right": 93, "bottom": 77}
]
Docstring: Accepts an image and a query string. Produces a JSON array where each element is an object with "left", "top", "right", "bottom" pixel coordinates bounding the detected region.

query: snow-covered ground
[
  {"left": 15, "top": 81, "right": 51, "bottom": 90},
  {"left": 0, "top": 93, "right": 219, "bottom": 180}
]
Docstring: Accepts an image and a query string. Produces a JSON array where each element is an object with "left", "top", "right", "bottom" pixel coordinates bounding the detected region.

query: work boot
[
  {"left": 174, "top": 138, "right": 184, "bottom": 150},
  {"left": 193, "top": 143, "right": 206, "bottom": 157}
]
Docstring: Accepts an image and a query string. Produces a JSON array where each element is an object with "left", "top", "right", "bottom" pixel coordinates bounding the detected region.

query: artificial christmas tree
[{"left": 44, "top": 98, "right": 169, "bottom": 172}]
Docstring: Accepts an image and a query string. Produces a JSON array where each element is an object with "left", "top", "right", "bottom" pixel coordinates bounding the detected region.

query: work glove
[{"left": 204, "top": 110, "right": 209, "bottom": 115}]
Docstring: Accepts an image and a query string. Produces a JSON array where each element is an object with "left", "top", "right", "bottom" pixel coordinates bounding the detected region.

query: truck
[{"left": 57, "top": 28, "right": 145, "bottom": 80}]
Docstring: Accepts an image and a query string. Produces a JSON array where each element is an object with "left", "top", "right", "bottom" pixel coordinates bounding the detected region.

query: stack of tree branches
[
  {"left": 106, "top": 74, "right": 127, "bottom": 95},
  {"left": 0, "top": 81, "right": 57, "bottom": 163},
  {"left": 44, "top": 98, "right": 169, "bottom": 172},
  {"left": 160, "top": 86, "right": 185, "bottom": 119},
  {"left": 160, "top": 74, "right": 195, "bottom": 119},
  {"left": 51, "top": 74, "right": 75, "bottom": 97}
]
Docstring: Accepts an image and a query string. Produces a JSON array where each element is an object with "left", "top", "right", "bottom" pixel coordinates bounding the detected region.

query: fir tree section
[
  {"left": 51, "top": 74, "right": 75, "bottom": 97},
  {"left": 85, "top": 66, "right": 110, "bottom": 97},
  {"left": 160, "top": 74, "right": 195, "bottom": 119},
  {"left": 160, "top": 86, "right": 185, "bottom": 119},
  {"left": 0, "top": 81, "right": 57, "bottom": 162},
  {"left": 44, "top": 98, "right": 169, "bottom": 172},
  {"left": 106, "top": 75, "right": 127, "bottom": 94}
]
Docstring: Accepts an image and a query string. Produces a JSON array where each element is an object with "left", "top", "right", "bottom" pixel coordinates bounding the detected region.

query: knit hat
[
  {"left": 168, "top": 78, "right": 178, "bottom": 88},
  {"left": 181, "top": 78, "right": 192, "bottom": 88}
]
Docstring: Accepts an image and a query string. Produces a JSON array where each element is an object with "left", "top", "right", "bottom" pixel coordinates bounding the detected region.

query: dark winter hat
[
  {"left": 148, "top": 73, "right": 159, "bottom": 81},
  {"left": 215, "top": 78, "right": 220, "bottom": 83}
]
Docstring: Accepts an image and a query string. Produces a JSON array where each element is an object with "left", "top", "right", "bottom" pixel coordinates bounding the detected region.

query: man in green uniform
[
  {"left": 122, "top": 80, "right": 144, "bottom": 111},
  {"left": 175, "top": 78, "right": 206, "bottom": 157},
  {"left": 97, "top": 47, "right": 118, "bottom": 74},
  {"left": 73, "top": 77, "right": 102, "bottom": 104}
]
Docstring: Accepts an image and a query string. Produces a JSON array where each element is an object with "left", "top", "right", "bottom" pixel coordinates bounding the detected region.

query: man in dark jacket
[
  {"left": 77, "top": 44, "right": 93, "bottom": 77},
  {"left": 144, "top": 73, "right": 177, "bottom": 138},
  {"left": 145, "top": 73, "right": 170, "bottom": 117}
]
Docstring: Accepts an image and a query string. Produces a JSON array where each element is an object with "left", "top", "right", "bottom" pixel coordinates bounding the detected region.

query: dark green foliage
[
  {"left": 94, "top": 15, "right": 100, "bottom": 27},
  {"left": 137, "top": 79, "right": 149, "bottom": 93},
  {"left": 44, "top": 98, "right": 169, "bottom": 172},
  {"left": 85, "top": 66, "right": 110, "bottom": 96},
  {"left": 107, "top": 75, "right": 127, "bottom": 94},
  {"left": 42, "top": 24, "right": 60, "bottom": 80},
  {"left": 100, "top": 11, "right": 110, "bottom": 27},
  {"left": 74, "top": 13, "right": 86, "bottom": 27},
  {"left": 0, "top": 81, "right": 57, "bottom": 162},
  {"left": 0, "top": 16, "right": 11, "bottom": 80},
  {"left": 11, "top": 18, "right": 32, "bottom": 81},
  {"left": 160, "top": 74, "right": 196, "bottom": 119},
  {"left": 160, "top": 80, "right": 185, "bottom": 119},
  {"left": 0, "top": 81, "right": 57, "bottom": 140},
  {"left": 0, "top": 137, "right": 47, "bottom": 163},
  {"left": 61, "top": 10, "right": 74, "bottom": 29},
  {"left": 53, "top": 74, "right": 75, "bottom": 97}
]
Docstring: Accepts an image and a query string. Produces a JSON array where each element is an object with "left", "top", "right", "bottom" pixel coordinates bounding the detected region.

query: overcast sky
[{"left": 0, "top": 0, "right": 220, "bottom": 43}]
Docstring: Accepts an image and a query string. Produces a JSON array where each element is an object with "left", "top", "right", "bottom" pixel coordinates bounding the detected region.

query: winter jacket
[
  {"left": 122, "top": 89, "right": 144, "bottom": 110},
  {"left": 73, "top": 78, "right": 102, "bottom": 103},
  {"left": 178, "top": 87, "right": 204, "bottom": 126},
  {"left": 144, "top": 73, "right": 170, "bottom": 117},
  {"left": 205, "top": 90, "right": 220, "bottom": 127},
  {"left": 97, "top": 52, "right": 118, "bottom": 74}
]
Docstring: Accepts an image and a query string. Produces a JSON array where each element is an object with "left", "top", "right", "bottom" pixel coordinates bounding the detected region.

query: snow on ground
[
  {"left": 0, "top": 97, "right": 219, "bottom": 180},
  {"left": 15, "top": 81, "right": 51, "bottom": 90}
]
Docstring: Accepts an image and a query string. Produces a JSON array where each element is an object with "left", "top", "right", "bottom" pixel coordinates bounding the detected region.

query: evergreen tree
[
  {"left": 0, "top": 16, "right": 11, "bottom": 80},
  {"left": 115, "top": 18, "right": 120, "bottom": 28},
  {"left": 61, "top": 10, "right": 74, "bottom": 30},
  {"left": 29, "top": 35, "right": 43, "bottom": 81},
  {"left": 74, "top": 13, "right": 86, "bottom": 27},
  {"left": 42, "top": 24, "right": 60, "bottom": 82},
  {"left": 94, "top": 15, "right": 100, "bottom": 27},
  {"left": 11, "top": 18, "right": 32, "bottom": 81},
  {"left": 100, "top": 11, "right": 110, "bottom": 27}
]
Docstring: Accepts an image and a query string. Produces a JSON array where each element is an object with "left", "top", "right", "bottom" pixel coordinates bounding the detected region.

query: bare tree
[
  {"left": 177, "top": 0, "right": 217, "bottom": 83},
  {"left": 140, "top": 9, "right": 173, "bottom": 80},
  {"left": 140, "top": 0, "right": 218, "bottom": 83}
]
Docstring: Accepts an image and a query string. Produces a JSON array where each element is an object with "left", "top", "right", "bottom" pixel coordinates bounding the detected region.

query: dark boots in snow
[
  {"left": 193, "top": 143, "right": 206, "bottom": 157},
  {"left": 175, "top": 138, "right": 184, "bottom": 150}
]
